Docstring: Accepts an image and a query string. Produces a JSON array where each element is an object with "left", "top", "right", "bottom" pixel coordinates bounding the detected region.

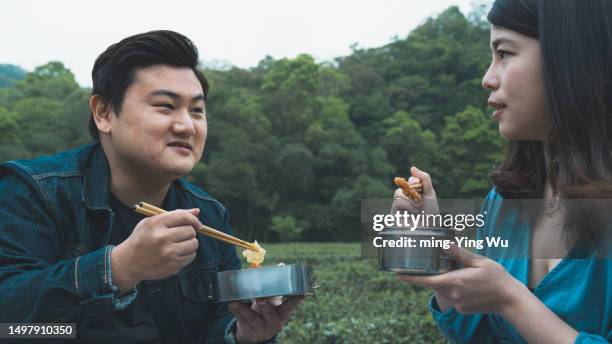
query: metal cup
[
  {"left": 212, "top": 264, "right": 317, "bottom": 302},
  {"left": 378, "top": 226, "right": 455, "bottom": 275}
]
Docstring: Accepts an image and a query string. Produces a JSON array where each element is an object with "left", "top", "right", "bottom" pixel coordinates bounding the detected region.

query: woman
[{"left": 392, "top": 0, "right": 611, "bottom": 343}]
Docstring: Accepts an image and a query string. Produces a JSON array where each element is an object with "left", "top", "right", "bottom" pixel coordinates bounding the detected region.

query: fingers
[
  {"left": 277, "top": 295, "right": 305, "bottom": 320},
  {"left": 269, "top": 295, "right": 283, "bottom": 307},
  {"left": 170, "top": 225, "right": 197, "bottom": 243},
  {"left": 228, "top": 302, "right": 259, "bottom": 335},
  {"left": 228, "top": 301, "right": 265, "bottom": 329},
  {"left": 397, "top": 273, "right": 448, "bottom": 289},
  {"left": 254, "top": 299, "right": 282, "bottom": 330},
  {"left": 411, "top": 166, "right": 436, "bottom": 197},
  {"left": 227, "top": 295, "right": 305, "bottom": 343},
  {"left": 248, "top": 296, "right": 304, "bottom": 327},
  {"left": 391, "top": 192, "right": 420, "bottom": 214},
  {"left": 155, "top": 209, "right": 202, "bottom": 229},
  {"left": 394, "top": 188, "right": 410, "bottom": 200},
  {"left": 174, "top": 237, "right": 199, "bottom": 256},
  {"left": 444, "top": 244, "right": 485, "bottom": 267}
]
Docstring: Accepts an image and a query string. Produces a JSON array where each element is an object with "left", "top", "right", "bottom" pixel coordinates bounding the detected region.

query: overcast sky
[{"left": 1, "top": 0, "right": 483, "bottom": 86}]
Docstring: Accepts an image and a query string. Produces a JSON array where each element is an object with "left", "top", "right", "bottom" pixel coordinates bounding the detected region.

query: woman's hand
[
  {"left": 399, "top": 244, "right": 581, "bottom": 344},
  {"left": 391, "top": 166, "right": 439, "bottom": 216},
  {"left": 398, "top": 243, "right": 527, "bottom": 315}
]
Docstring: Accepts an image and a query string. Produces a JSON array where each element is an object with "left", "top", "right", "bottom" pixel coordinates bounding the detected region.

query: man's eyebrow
[
  {"left": 491, "top": 37, "right": 515, "bottom": 50},
  {"left": 192, "top": 94, "right": 205, "bottom": 102},
  {"left": 149, "top": 89, "right": 205, "bottom": 102}
]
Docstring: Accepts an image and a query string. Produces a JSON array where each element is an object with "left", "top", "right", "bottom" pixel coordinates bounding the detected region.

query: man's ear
[{"left": 90, "top": 95, "right": 113, "bottom": 135}]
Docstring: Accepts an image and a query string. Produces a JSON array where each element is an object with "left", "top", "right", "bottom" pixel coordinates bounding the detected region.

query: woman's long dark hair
[{"left": 489, "top": 0, "right": 612, "bottom": 247}]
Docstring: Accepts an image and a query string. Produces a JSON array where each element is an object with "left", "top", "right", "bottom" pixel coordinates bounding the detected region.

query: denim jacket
[{"left": 0, "top": 143, "right": 259, "bottom": 343}]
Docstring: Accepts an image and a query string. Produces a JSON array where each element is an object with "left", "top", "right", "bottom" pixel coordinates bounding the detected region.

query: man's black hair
[{"left": 89, "top": 30, "right": 209, "bottom": 140}]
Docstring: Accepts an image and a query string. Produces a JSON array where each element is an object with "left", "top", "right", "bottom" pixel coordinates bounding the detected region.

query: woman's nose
[{"left": 482, "top": 64, "right": 500, "bottom": 91}]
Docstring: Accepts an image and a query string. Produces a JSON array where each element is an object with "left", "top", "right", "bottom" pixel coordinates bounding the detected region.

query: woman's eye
[
  {"left": 498, "top": 50, "right": 511, "bottom": 59},
  {"left": 191, "top": 107, "right": 205, "bottom": 114}
]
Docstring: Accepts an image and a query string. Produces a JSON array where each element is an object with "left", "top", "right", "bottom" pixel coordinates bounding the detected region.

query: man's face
[{"left": 105, "top": 65, "right": 206, "bottom": 179}]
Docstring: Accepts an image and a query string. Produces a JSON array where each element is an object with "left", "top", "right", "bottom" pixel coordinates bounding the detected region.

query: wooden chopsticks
[{"left": 133, "top": 202, "right": 259, "bottom": 252}]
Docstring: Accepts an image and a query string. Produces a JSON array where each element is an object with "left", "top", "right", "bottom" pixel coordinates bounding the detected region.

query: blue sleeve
[
  {"left": 574, "top": 330, "right": 612, "bottom": 343},
  {"left": 428, "top": 188, "right": 500, "bottom": 343},
  {"left": 429, "top": 296, "right": 498, "bottom": 344},
  {"left": 0, "top": 169, "right": 137, "bottom": 323}
]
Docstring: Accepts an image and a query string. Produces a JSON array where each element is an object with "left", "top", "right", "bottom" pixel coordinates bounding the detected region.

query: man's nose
[{"left": 172, "top": 110, "right": 196, "bottom": 135}]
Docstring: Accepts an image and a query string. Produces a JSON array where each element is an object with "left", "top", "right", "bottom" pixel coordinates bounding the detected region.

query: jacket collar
[
  {"left": 81, "top": 143, "right": 113, "bottom": 211},
  {"left": 81, "top": 143, "right": 192, "bottom": 211}
]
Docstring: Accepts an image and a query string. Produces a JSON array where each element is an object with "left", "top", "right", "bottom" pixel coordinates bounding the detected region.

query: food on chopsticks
[
  {"left": 133, "top": 202, "right": 261, "bottom": 252},
  {"left": 394, "top": 177, "right": 423, "bottom": 202},
  {"left": 242, "top": 241, "right": 266, "bottom": 268},
  {"left": 133, "top": 202, "right": 267, "bottom": 269}
]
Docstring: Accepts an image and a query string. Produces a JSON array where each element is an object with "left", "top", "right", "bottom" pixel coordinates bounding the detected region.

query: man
[{"left": 0, "top": 30, "right": 302, "bottom": 343}]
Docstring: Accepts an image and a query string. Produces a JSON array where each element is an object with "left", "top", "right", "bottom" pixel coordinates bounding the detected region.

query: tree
[
  {"left": 0, "top": 5, "right": 504, "bottom": 242},
  {"left": 382, "top": 110, "right": 438, "bottom": 176},
  {"left": 63, "top": 88, "right": 93, "bottom": 146},
  {"left": 437, "top": 106, "right": 505, "bottom": 198},
  {"left": 269, "top": 215, "right": 304, "bottom": 242},
  {"left": 11, "top": 97, "right": 71, "bottom": 156},
  {"left": 261, "top": 54, "right": 321, "bottom": 139},
  {"left": 16, "top": 62, "right": 80, "bottom": 100},
  {"left": 0, "top": 64, "right": 27, "bottom": 88},
  {"left": 0, "top": 106, "right": 29, "bottom": 162}
]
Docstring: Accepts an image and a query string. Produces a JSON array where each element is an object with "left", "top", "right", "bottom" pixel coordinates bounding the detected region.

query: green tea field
[{"left": 257, "top": 243, "right": 448, "bottom": 344}]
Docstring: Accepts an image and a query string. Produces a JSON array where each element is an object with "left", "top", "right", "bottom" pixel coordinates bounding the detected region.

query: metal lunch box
[
  {"left": 212, "top": 264, "right": 317, "bottom": 302},
  {"left": 378, "top": 226, "right": 455, "bottom": 275}
]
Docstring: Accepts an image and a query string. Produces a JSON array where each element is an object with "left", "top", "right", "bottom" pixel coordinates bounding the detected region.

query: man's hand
[
  {"left": 397, "top": 243, "right": 526, "bottom": 315},
  {"left": 111, "top": 208, "right": 202, "bottom": 293},
  {"left": 228, "top": 296, "right": 305, "bottom": 344}
]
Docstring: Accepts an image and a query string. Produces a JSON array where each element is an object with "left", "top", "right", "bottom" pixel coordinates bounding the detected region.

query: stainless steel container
[
  {"left": 213, "top": 264, "right": 316, "bottom": 302},
  {"left": 378, "top": 227, "right": 455, "bottom": 275}
]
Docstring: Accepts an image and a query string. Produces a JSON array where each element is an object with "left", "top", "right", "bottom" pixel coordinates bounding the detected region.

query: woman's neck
[{"left": 542, "top": 142, "right": 556, "bottom": 199}]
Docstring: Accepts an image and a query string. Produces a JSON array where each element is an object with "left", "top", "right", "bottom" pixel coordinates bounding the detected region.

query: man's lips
[{"left": 167, "top": 142, "right": 193, "bottom": 151}]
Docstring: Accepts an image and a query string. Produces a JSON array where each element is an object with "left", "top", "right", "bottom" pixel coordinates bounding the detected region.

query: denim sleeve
[
  {"left": 204, "top": 207, "right": 277, "bottom": 344},
  {"left": 0, "top": 171, "right": 136, "bottom": 322}
]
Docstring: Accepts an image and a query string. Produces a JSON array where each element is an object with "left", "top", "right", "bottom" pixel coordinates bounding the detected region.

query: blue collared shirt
[{"left": 430, "top": 188, "right": 611, "bottom": 343}]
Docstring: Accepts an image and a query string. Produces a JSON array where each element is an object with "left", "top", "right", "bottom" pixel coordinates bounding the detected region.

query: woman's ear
[{"left": 90, "top": 95, "right": 112, "bottom": 135}]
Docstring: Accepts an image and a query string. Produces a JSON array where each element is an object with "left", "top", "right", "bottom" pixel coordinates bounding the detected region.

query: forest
[{"left": 0, "top": 5, "right": 504, "bottom": 242}]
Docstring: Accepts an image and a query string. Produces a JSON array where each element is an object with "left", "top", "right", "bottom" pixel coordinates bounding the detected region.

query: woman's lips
[
  {"left": 487, "top": 99, "right": 506, "bottom": 120},
  {"left": 492, "top": 107, "right": 505, "bottom": 119}
]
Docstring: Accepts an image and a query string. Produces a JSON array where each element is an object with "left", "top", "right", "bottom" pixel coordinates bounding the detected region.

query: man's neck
[
  {"left": 102, "top": 143, "right": 172, "bottom": 208},
  {"left": 110, "top": 171, "right": 170, "bottom": 209}
]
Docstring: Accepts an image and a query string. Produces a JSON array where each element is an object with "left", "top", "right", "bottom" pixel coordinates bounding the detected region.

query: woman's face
[{"left": 482, "top": 25, "right": 551, "bottom": 141}]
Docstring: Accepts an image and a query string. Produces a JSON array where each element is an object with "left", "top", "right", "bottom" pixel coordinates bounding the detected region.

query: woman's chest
[{"left": 528, "top": 210, "right": 571, "bottom": 288}]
